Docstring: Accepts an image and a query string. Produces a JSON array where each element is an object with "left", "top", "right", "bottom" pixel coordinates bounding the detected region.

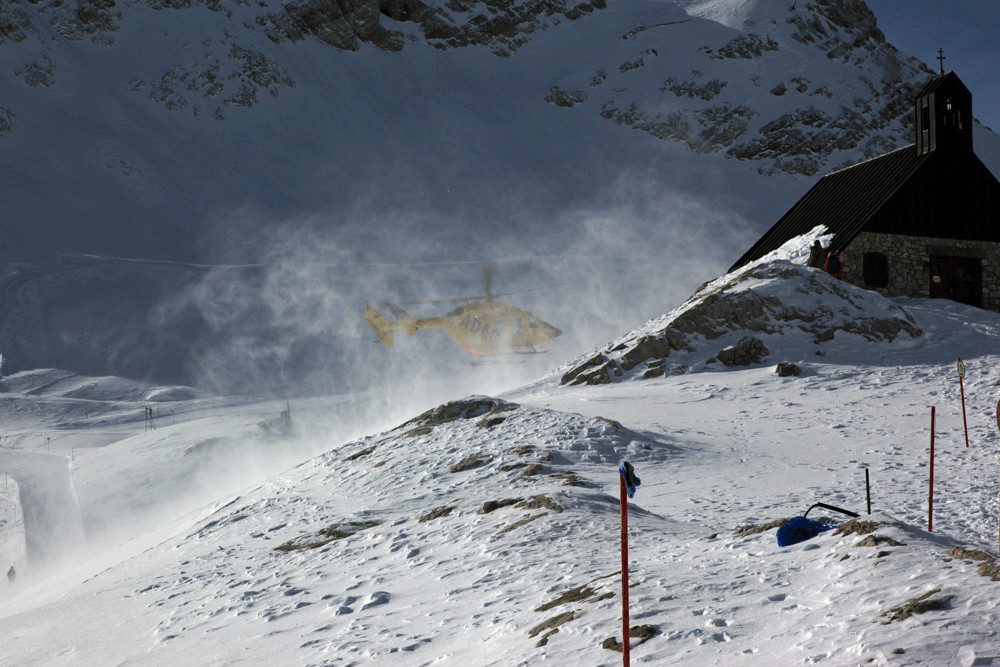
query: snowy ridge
[{"left": 556, "top": 236, "right": 926, "bottom": 386}]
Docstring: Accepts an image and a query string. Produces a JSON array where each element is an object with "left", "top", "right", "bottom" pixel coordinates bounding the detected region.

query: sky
[{"left": 865, "top": 0, "right": 1000, "bottom": 132}]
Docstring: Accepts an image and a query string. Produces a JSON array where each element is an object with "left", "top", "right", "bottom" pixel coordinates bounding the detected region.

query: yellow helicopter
[{"left": 364, "top": 267, "right": 562, "bottom": 357}]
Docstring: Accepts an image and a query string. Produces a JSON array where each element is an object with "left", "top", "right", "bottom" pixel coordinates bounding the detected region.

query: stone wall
[{"left": 843, "top": 231, "right": 1000, "bottom": 312}]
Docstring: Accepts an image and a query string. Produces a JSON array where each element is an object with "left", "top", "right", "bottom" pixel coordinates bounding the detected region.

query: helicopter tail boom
[{"left": 364, "top": 305, "right": 396, "bottom": 347}]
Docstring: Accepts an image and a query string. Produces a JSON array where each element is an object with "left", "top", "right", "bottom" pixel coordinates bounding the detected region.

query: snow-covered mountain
[
  {"left": 4, "top": 234, "right": 1000, "bottom": 664},
  {"left": 3, "top": 0, "right": 1000, "bottom": 392}
]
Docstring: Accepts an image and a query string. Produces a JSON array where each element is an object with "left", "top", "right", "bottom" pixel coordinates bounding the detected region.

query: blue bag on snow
[{"left": 776, "top": 516, "right": 836, "bottom": 547}]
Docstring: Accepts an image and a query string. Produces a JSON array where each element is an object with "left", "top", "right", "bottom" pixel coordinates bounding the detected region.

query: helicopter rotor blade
[
  {"left": 384, "top": 294, "right": 486, "bottom": 307},
  {"left": 373, "top": 265, "right": 563, "bottom": 308},
  {"left": 382, "top": 282, "right": 564, "bottom": 307},
  {"left": 487, "top": 282, "right": 567, "bottom": 299},
  {"left": 483, "top": 266, "right": 494, "bottom": 302}
]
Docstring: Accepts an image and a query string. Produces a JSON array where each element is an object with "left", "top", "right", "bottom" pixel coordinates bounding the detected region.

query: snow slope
[{"left": 3, "top": 241, "right": 1000, "bottom": 665}]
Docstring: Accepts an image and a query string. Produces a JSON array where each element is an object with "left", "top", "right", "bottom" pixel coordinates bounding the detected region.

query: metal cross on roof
[{"left": 937, "top": 48, "right": 946, "bottom": 75}]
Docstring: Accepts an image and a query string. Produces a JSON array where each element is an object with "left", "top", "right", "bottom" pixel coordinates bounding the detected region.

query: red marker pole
[
  {"left": 929, "top": 406, "right": 935, "bottom": 533},
  {"left": 996, "top": 398, "right": 1000, "bottom": 552},
  {"left": 619, "top": 474, "right": 630, "bottom": 667},
  {"left": 958, "top": 358, "right": 969, "bottom": 448}
]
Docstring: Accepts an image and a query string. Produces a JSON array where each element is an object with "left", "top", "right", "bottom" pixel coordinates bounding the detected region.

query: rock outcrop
[{"left": 561, "top": 260, "right": 923, "bottom": 386}]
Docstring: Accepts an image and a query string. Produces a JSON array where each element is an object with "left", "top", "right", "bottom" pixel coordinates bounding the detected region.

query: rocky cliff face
[
  {"left": 1, "top": 0, "right": 604, "bottom": 54},
  {"left": 546, "top": 0, "right": 936, "bottom": 176},
  {"left": 2, "top": 0, "right": 935, "bottom": 166}
]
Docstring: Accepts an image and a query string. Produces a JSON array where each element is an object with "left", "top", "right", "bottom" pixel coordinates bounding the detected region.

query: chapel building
[{"left": 730, "top": 69, "right": 1000, "bottom": 311}]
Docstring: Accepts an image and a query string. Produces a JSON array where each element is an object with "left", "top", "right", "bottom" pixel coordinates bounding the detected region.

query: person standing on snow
[
  {"left": 824, "top": 250, "right": 843, "bottom": 280},
  {"left": 807, "top": 240, "right": 825, "bottom": 268},
  {"left": 7, "top": 564, "right": 14, "bottom": 584}
]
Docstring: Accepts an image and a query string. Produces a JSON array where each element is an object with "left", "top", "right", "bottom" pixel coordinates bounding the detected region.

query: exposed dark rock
[
  {"left": 550, "top": 471, "right": 585, "bottom": 486},
  {"left": 853, "top": 535, "right": 905, "bottom": 548},
  {"left": 833, "top": 519, "right": 885, "bottom": 536},
  {"left": 397, "top": 397, "right": 517, "bottom": 433},
  {"left": 274, "top": 520, "right": 380, "bottom": 552},
  {"left": 713, "top": 32, "right": 780, "bottom": 60},
  {"left": 716, "top": 336, "right": 768, "bottom": 367},
  {"left": 561, "top": 355, "right": 613, "bottom": 386},
  {"left": 449, "top": 453, "right": 492, "bottom": 473},
  {"left": 602, "top": 624, "right": 658, "bottom": 651},
  {"left": 418, "top": 505, "right": 454, "bottom": 522},
  {"left": 620, "top": 335, "right": 672, "bottom": 371},
  {"left": 497, "top": 513, "right": 545, "bottom": 534},
  {"left": 343, "top": 446, "right": 375, "bottom": 461},
  {"left": 946, "top": 547, "right": 1000, "bottom": 581},
  {"left": 74, "top": 0, "right": 121, "bottom": 39},
  {"left": 261, "top": 0, "right": 405, "bottom": 52},
  {"left": 516, "top": 494, "right": 563, "bottom": 512},
  {"left": 16, "top": 58, "right": 57, "bottom": 87},
  {"left": 978, "top": 561, "right": 1000, "bottom": 581},
  {"left": 734, "top": 518, "right": 788, "bottom": 537},
  {"left": 535, "top": 584, "right": 600, "bottom": 611},
  {"left": 642, "top": 365, "right": 665, "bottom": 379},
  {"left": 260, "top": 0, "right": 610, "bottom": 55},
  {"left": 0, "top": 3, "right": 34, "bottom": 43},
  {"left": 880, "top": 588, "right": 951, "bottom": 624},
  {"left": 545, "top": 86, "right": 589, "bottom": 108},
  {"left": 775, "top": 361, "right": 801, "bottom": 377},
  {"left": 529, "top": 611, "right": 576, "bottom": 644},
  {"left": 0, "top": 108, "right": 14, "bottom": 137},
  {"left": 950, "top": 546, "right": 998, "bottom": 562},
  {"left": 480, "top": 498, "right": 522, "bottom": 514},
  {"left": 662, "top": 77, "right": 727, "bottom": 101},
  {"left": 476, "top": 416, "right": 507, "bottom": 429}
]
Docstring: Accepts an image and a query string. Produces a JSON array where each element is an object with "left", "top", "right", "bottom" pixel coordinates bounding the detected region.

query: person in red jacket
[{"left": 824, "top": 250, "right": 843, "bottom": 280}]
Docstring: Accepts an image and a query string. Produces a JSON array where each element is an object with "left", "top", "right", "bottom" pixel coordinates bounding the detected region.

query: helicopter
[{"left": 364, "top": 267, "right": 562, "bottom": 357}]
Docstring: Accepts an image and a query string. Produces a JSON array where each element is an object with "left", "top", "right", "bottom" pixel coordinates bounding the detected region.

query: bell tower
[{"left": 915, "top": 63, "right": 974, "bottom": 155}]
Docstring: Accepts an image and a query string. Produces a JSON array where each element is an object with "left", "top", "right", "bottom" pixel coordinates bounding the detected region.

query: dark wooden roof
[
  {"left": 916, "top": 71, "right": 970, "bottom": 99},
  {"left": 729, "top": 145, "right": 928, "bottom": 272}
]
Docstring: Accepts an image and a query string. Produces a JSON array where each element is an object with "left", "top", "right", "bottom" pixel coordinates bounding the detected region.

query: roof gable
[
  {"left": 729, "top": 145, "right": 928, "bottom": 271},
  {"left": 916, "top": 71, "right": 970, "bottom": 99}
]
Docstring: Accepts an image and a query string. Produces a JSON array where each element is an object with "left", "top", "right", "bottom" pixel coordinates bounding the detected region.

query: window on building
[{"left": 863, "top": 252, "right": 889, "bottom": 288}]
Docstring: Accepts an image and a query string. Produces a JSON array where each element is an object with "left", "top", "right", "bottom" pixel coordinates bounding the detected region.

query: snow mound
[
  {"left": 559, "top": 259, "right": 922, "bottom": 386},
  {"left": 682, "top": 0, "right": 770, "bottom": 30},
  {"left": 0, "top": 369, "right": 200, "bottom": 403},
  {"left": 89, "top": 397, "right": 686, "bottom": 663},
  {"left": 144, "top": 386, "right": 205, "bottom": 402}
]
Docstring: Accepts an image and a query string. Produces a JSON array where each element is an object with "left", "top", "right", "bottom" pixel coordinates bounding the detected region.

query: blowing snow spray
[{"left": 618, "top": 461, "right": 641, "bottom": 666}]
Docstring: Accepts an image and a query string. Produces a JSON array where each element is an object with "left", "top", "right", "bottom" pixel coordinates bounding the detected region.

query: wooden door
[{"left": 929, "top": 255, "right": 982, "bottom": 308}]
